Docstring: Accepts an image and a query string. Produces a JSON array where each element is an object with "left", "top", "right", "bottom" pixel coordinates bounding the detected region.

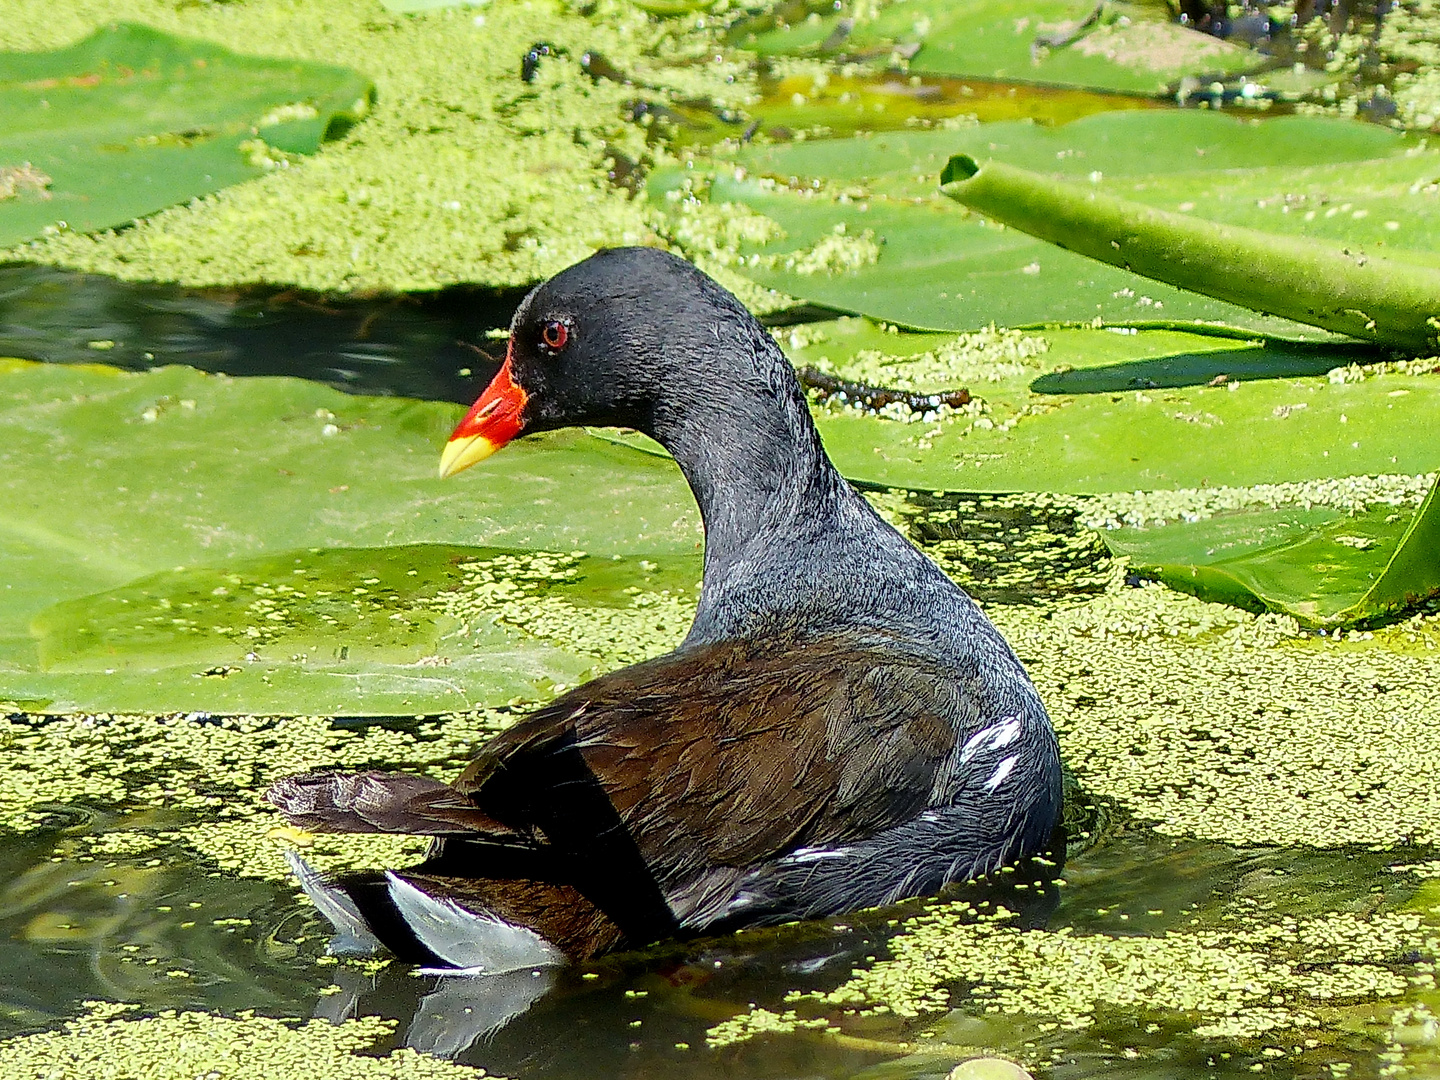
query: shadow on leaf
[{"left": 1030, "top": 342, "right": 1382, "bottom": 395}]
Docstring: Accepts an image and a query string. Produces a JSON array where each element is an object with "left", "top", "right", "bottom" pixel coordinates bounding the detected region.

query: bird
[{"left": 268, "top": 246, "right": 1063, "bottom": 978}]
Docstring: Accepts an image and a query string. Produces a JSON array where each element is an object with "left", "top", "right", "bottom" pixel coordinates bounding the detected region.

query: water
[
  {"left": 0, "top": 789, "right": 1425, "bottom": 1078},
  {"left": 0, "top": 264, "right": 518, "bottom": 405}
]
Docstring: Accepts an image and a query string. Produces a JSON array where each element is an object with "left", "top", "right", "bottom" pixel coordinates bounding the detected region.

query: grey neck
[
  {"left": 644, "top": 351, "right": 930, "bottom": 646},
  {"left": 657, "top": 393, "right": 842, "bottom": 577}
]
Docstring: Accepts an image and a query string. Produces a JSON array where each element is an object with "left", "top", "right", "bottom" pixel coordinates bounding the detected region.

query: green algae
[
  {"left": 0, "top": 1001, "right": 483, "bottom": 1079},
  {"left": 883, "top": 490, "right": 1112, "bottom": 605},
  {"left": 710, "top": 900, "right": 1439, "bottom": 1059},
  {"left": 806, "top": 326, "right": 1050, "bottom": 397},
  {"left": 1074, "top": 473, "right": 1437, "bottom": 531},
  {"left": 427, "top": 550, "right": 697, "bottom": 668},
  {"left": 0, "top": 22, "right": 373, "bottom": 248},
  {"left": 0, "top": 480, "right": 1438, "bottom": 1076},
  {"left": 995, "top": 580, "right": 1440, "bottom": 850},
  {"left": 0, "top": 710, "right": 492, "bottom": 880},
  {"left": 0, "top": 550, "right": 703, "bottom": 882},
  {"left": 698, "top": 495, "right": 1440, "bottom": 1064},
  {"left": 9, "top": 480, "right": 1438, "bottom": 877},
  {"left": 0, "top": 0, "right": 746, "bottom": 291}
]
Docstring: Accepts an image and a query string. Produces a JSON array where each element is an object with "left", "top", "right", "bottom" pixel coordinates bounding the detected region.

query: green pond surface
[
  {"left": 4, "top": 800, "right": 1429, "bottom": 1080},
  {"left": 2, "top": 0, "right": 1440, "bottom": 1075}
]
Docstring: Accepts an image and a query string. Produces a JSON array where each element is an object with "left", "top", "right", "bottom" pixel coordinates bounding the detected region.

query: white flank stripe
[
  {"left": 983, "top": 754, "right": 1019, "bottom": 793},
  {"left": 959, "top": 716, "right": 1022, "bottom": 764}
]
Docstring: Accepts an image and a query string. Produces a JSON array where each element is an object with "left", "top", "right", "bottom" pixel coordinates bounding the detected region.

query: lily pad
[
  {"left": 736, "top": 111, "right": 1406, "bottom": 197},
  {"left": 742, "top": 0, "right": 1267, "bottom": 96},
  {"left": 671, "top": 170, "right": 1334, "bottom": 336},
  {"left": 777, "top": 320, "right": 1440, "bottom": 493},
  {"left": 1101, "top": 474, "right": 1440, "bottom": 627},
  {"left": 0, "top": 359, "right": 701, "bottom": 713},
  {"left": 669, "top": 110, "right": 1416, "bottom": 336},
  {"left": 942, "top": 153, "right": 1440, "bottom": 351},
  {"left": 0, "top": 22, "right": 372, "bottom": 247},
  {"left": 12, "top": 545, "right": 700, "bottom": 715}
]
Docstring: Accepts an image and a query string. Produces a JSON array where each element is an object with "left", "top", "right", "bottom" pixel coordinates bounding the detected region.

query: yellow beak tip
[{"left": 438, "top": 434, "right": 499, "bottom": 479}]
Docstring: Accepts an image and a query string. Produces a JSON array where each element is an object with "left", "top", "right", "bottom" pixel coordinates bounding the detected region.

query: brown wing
[
  {"left": 449, "top": 635, "right": 961, "bottom": 887},
  {"left": 270, "top": 634, "right": 967, "bottom": 942}
]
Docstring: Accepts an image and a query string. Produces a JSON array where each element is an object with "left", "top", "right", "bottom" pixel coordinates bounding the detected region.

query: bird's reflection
[{"left": 406, "top": 968, "right": 561, "bottom": 1057}]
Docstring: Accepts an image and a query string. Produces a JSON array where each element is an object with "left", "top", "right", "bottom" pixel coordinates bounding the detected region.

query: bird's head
[{"left": 439, "top": 246, "right": 746, "bottom": 478}]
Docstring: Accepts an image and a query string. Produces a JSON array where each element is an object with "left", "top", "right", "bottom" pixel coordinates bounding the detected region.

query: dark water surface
[
  {"left": 0, "top": 263, "right": 516, "bottom": 405},
  {"left": 0, "top": 798, "right": 1422, "bottom": 1080}
]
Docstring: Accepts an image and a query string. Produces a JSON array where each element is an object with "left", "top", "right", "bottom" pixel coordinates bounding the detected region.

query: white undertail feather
[
  {"left": 286, "top": 851, "right": 383, "bottom": 956},
  {"left": 384, "top": 872, "right": 565, "bottom": 975}
]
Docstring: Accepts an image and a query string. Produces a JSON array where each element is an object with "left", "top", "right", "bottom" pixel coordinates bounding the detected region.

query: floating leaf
[
  {"left": 0, "top": 23, "right": 372, "bottom": 246},
  {"left": 672, "top": 111, "right": 1413, "bottom": 336},
  {"left": 674, "top": 171, "right": 1327, "bottom": 336},
  {"left": 0, "top": 360, "right": 700, "bottom": 713},
  {"left": 736, "top": 112, "right": 1405, "bottom": 197},
  {"left": 15, "top": 545, "right": 700, "bottom": 715},
  {"left": 1101, "top": 474, "right": 1440, "bottom": 627},
  {"left": 777, "top": 319, "right": 1440, "bottom": 493}
]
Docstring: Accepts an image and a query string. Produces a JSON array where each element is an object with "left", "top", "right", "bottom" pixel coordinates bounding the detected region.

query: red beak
[{"left": 439, "top": 351, "right": 528, "bottom": 478}]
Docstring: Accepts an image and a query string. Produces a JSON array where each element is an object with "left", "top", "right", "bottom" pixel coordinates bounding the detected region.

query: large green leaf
[
  {"left": 0, "top": 360, "right": 701, "bottom": 714},
  {"left": 663, "top": 111, "right": 1424, "bottom": 337},
  {"left": 674, "top": 171, "right": 1332, "bottom": 336},
  {"left": 942, "top": 154, "right": 1440, "bottom": 351},
  {"left": 1101, "top": 474, "right": 1440, "bottom": 627},
  {"left": 10, "top": 544, "right": 701, "bottom": 715},
  {"left": 742, "top": 0, "right": 1267, "bottom": 95},
  {"left": 0, "top": 23, "right": 372, "bottom": 247},
  {"left": 736, "top": 112, "right": 1407, "bottom": 198},
  {"left": 778, "top": 320, "right": 1440, "bottom": 493}
]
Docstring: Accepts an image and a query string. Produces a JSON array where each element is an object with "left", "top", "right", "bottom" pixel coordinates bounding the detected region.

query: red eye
[{"left": 541, "top": 320, "right": 569, "bottom": 351}]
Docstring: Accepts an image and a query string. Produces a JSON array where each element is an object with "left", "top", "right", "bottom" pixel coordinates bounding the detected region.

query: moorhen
[{"left": 269, "top": 247, "right": 1062, "bottom": 973}]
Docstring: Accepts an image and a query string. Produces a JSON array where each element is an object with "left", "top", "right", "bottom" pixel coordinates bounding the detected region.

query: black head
[{"left": 440, "top": 247, "right": 793, "bottom": 477}]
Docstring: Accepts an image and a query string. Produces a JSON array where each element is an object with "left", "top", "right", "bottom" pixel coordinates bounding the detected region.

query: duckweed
[
  {"left": 0, "top": 0, "right": 747, "bottom": 292},
  {"left": 427, "top": 551, "right": 696, "bottom": 665},
  {"left": 705, "top": 1006, "right": 832, "bottom": 1048},
  {"left": 658, "top": 183, "right": 800, "bottom": 316},
  {"left": 770, "top": 223, "right": 882, "bottom": 277},
  {"left": 0, "top": 1001, "right": 483, "bottom": 1079},
  {"left": 0, "top": 710, "right": 498, "bottom": 881},
  {"left": 502, "top": 593, "right": 696, "bottom": 666},
  {"left": 715, "top": 904, "right": 1437, "bottom": 1047},
  {"left": 899, "top": 490, "right": 1113, "bottom": 604},
  {"left": 809, "top": 328, "right": 1052, "bottom": 395},
  {"left": 1072, "top": 472, "right": 1437, "bottom": 530},
  {"left": 993, "top": 581, "right": 1440, "bottom": 849},
  {"left": 2, "top": 479, "right": 1438, "bottom": 1073}
]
